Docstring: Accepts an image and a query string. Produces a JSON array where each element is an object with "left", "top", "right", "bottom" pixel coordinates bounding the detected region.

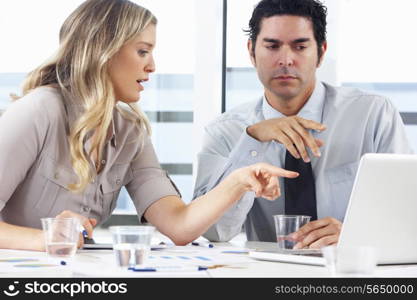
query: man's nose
[{"left": 277, "top": 47, "right": 294, "bottom": 67}]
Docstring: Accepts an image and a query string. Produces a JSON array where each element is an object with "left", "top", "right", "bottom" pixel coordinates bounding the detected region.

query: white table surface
[{"left": 1, "top": 230, "right": 416, "bottom": 278}]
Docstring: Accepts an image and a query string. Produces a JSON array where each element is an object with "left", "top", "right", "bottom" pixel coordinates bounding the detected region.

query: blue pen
[
  {"left": 128, "top": 266, "right": 208, "bottom": 272},
  {"left": 221, "top": 250, "right": 249, "bottom": 254},
  {"left": 191, "top": 242, "right": 214, "bottom": 248},
  {"left": 82, "top": 230, "right": 96, "bottom": 245}
]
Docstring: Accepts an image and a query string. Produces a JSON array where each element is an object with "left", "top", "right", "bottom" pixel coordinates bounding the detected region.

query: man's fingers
[
  {"left": 315, "top": 138, "right": 325, "bottom": 148},
  {"left": 292, "top": 123, "right": 318, "bottom": 155},
  {"left": 298, "top": 235, "right": 338, "bottom": 250},
  {"left": 309, "top": 235, "right": 338, "bottom": 249},
  {"left": 291, "top": 218, "right": 342, "bottom": 249},
  {"left": 283, "top": 128, "right": 310, "bottom": 163},
  {"left": 297, "top": 117, "right": 327, "bottom": 132},
  {"left": 279, "top": 133, "right": 301, "bottom": 159},
  {"left": 290, "top": 218, "right": 331, "bottom": 240},
  {"left": 295, "top": 225, "right": 339, "bottom": 249},
  {"left": 290, "top": 120, "right": 325, "bottom": 158},
  {"left": 278, "top": 119, "right": 325, "bottom": 162},
  {"left": 292, "top": 123, "right": 323, "bottom": 158}
]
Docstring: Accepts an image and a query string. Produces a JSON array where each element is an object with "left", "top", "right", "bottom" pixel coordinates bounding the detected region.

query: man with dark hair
[{"left": 193, "top": 0, "right": 412, "bottom": 247}]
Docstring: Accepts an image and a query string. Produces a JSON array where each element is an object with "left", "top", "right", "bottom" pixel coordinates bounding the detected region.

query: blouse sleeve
[
  {"left": 125, "top": 135, "right": 181, "bottom": 222},
  {"left": 0, "top": 95, "right": 49, "bottom": 211}
]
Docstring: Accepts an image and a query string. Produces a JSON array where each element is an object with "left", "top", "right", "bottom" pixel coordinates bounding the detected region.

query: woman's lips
[{"left": 136, "top": 81, "right": 144, "bottom": 91}]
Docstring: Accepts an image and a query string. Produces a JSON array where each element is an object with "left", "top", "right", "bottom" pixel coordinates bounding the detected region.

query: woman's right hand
[
  {"left": 55, "top": 210, "right": 97, "bottom": 248},
  {"left": 230, "top": 163, "right": 299, "bottom": 200}
]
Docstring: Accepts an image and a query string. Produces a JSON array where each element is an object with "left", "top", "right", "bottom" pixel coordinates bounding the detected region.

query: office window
[
  {"left": 114, "top": 0, "right": 195, "bottom": 212},
  {"left": 338, "top": 0, "right": 417, "bottom": 151},
  {"left": 225, "top": 0, "right": 417, "bottom": 151},
  {"left": 0, "top": 0, "right": 195, "bottom": 214}
]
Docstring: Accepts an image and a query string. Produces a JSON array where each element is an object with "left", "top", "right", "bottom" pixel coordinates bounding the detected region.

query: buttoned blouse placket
[
  {"left": 64, "top": 102, "right": 103, "bottom": 218},
  {"left": 81, "top": 136, "right": 98, "bottom": 218}
]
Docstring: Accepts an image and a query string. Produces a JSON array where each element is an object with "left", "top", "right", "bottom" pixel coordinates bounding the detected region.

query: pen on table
[
  {"left": 82, "top": 230, "right": 97, "bottom": 245},
  {"left": 191, "top": 241, "right": 214, "bottom": 248},
  {"left": 128, "top": 266, "right": 208, "bottom": 272},
  {"left": 221, "top": 250, "right": 249, "bottom": 254},
  {"left": 150, "top": 241, "right": 173, "bottom": 251}
]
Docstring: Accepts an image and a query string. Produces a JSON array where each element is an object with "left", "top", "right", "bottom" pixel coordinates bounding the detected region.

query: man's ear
[
  {"left": 317, "top": 41, "right": 327, "bottom": 67},
  {"left": 248, "top": 39, "right": 256, "bottom": 66}
]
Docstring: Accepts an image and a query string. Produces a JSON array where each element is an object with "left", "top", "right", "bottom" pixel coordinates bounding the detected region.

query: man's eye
[
  {"left": 266, "top": 44, "right": 279, "bottom": 49},
  {"left": 296, "top": 45, "right": 307, "bottom": 50}
]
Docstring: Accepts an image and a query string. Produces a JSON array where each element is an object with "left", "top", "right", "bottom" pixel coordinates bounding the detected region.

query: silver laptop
[{"left": 250, "top": 153, "right": 417, "bottom": 266}]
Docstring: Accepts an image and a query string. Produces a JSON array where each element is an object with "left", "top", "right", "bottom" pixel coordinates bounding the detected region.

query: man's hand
[
  {"left": 289, "top": 217, "right": 342, "bottom": 249},
  {"left": 247, "top": 116, "right": 326, "bottom": 162}
]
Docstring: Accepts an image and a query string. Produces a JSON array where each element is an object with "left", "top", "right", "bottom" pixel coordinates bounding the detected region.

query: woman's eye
[{"left": 138, "top": 50, "right": 149, "bottom": 57}]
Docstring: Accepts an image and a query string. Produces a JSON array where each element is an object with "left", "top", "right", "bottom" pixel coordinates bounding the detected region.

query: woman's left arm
[{"left": 144, "top": 163, "right": 297, "bottom": 245}]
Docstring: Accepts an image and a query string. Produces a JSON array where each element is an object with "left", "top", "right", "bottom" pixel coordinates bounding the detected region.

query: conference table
[{"left": 1, "top": 229, "right": 416, "bottom": 278}]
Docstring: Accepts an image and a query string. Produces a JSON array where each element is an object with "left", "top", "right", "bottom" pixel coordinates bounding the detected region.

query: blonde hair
[{"left": 20, "top": 0, "right": 155, "bottom": 192}]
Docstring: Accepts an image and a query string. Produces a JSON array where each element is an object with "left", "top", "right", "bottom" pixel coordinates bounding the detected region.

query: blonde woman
[{"left": 0, "top": 0, "right": 298, "bottom": 251}]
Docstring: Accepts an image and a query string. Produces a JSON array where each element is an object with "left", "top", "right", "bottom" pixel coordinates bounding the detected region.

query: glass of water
[
  {"left": 273, "top": 215, "right": 311, "bottom": 250},
  {"left": 41, "top": 217, "right": 80, "bottom": 259},
  {"left": 109, "top": 226, "right": 155, "bottom": 268}
]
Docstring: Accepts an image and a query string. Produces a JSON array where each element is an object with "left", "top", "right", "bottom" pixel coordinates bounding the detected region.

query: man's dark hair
[{"left": 246, "top": 0, "right": 327, "bottom": 60}]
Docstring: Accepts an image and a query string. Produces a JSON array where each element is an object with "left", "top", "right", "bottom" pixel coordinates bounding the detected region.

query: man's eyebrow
[
  {"left": 262, "top": 37, "right": 311, "bottom": 44},
  {"left": 292, "top": 38, "right": 311, "bottom": 43},
  {"left": 263, "top": 38, "right": 281, "bottom": 44}
]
